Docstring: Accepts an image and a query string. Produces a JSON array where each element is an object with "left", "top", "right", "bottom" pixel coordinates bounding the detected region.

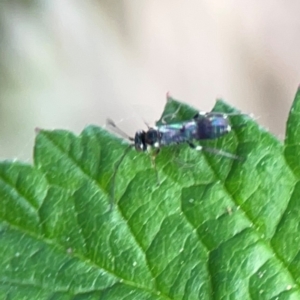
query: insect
[
  {"left": 107, "top": 104, "right": 247, "bottom": 209},
  {"left": 133, "top": 111, "right": 243, "bottom": 158}
]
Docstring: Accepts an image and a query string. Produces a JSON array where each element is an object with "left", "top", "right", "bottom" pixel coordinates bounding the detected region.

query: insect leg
[
  {"left": 150, "top": 148, "right": 161, "bottom": 185},
  {"left": 172, "top": 145, "right": 196, "bottom": 169},
  {"left": 110, "top": 145, "right": 132, "bottom": 211},
  {"left": 188, "top": 142, "right": 243, "bottom": 161}
]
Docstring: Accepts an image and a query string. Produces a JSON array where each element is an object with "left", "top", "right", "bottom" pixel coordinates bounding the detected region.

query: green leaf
[{"left": 1, "top": 89, "right": 300, "bottom": 299}]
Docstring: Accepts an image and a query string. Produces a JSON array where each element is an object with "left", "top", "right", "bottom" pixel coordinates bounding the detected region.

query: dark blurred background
[{"left": 1, "top": 1, "right": 300, "bottom": 161}]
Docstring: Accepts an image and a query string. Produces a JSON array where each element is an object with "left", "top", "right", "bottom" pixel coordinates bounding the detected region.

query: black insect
[
  {"left": 108, "top": 111, "right": 245, "bottom": 205},
  {"left": 107, "top": 106, "right": 246, "bottom": 209},
  {"left": 109, "top": 110, "right": 245, "bottom": 157},
  {"left": 133, "top": 111, "right": 243, "bottom": 158}
]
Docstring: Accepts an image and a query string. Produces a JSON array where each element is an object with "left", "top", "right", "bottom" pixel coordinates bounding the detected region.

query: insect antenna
[{"left": 106, "top": 118, "right": 134, "bottom": 141}]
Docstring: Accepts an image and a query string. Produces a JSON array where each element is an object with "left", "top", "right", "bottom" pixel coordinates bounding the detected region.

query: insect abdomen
[{"left": 196, "top": 115, "right": 230, "bottom": 139}]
